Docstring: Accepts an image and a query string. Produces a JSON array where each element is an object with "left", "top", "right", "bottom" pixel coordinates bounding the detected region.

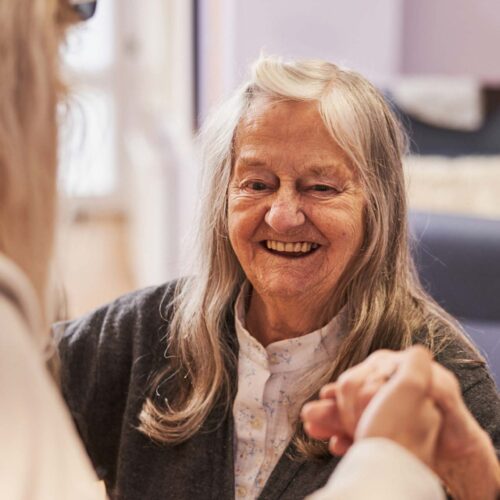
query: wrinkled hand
[
  {"left": 301, "top": 346, "right": 500, "bottom": 499},
  {"left": 426, "top": 362, "right": 500, "bottom": 499},
  {"left": 302, "top": 347, "right": 441, "bottom": 466}
]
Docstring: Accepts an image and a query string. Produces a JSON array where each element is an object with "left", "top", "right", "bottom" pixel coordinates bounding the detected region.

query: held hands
[
  {"left": 301, "top": 346, "right": 500, "bottom": 500},
  {"left": 302, "top": 347, "right": 440, "bottom": 466}
]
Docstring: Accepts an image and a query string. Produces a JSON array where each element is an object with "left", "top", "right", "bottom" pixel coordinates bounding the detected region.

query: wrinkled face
[{"left": 228, "top": 98, "right": 365, "bottom": 305}]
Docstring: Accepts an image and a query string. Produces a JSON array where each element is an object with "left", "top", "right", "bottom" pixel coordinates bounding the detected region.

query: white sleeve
[
  {"left": 307, "top": 438, "right": 445, "bottom": 500},
  {"left": 0, "top": 299, "right": 106, "bottom": 500}
]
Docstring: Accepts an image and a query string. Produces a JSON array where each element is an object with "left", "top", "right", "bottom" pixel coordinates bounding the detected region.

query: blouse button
[
  {"left": 236, "top": 485, "right": 248, "bottom": 497},
  {"left": 269, "top": 353, "right": 280, "bottom": 365},
  {"left": 250, "top": 417, "right": 263, "bottom": 430}
]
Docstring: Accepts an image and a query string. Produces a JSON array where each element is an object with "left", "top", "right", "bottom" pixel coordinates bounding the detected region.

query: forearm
[
  {"left": 442, "top": 467, "right": 499, "bottom": 500},
  {"left": 438, "top": 436, "right": 500, "bottom": 500}
]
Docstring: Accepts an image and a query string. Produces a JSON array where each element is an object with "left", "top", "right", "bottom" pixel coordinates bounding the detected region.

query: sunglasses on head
[{"left": 69, "top": 0, "right": 98, "bottom": 21}]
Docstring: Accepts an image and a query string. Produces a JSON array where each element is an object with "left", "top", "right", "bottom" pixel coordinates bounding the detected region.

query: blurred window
[{"left": 59, "top": 0, "right": 118, "bottom": 199}]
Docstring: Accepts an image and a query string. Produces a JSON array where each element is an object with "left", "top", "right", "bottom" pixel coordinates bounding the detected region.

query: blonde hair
[
  {"left": 0, "top": 0, "right": 77, "bottom": 318},
  {"left": 139, "top": 56, "right": 482, "bottom": 456}
]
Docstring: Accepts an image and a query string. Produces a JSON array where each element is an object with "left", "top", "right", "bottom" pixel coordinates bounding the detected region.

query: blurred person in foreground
[
  {"left": 57, "top": 56, "right": 500, "bottom": 499},
  {"left": 0, "top": 0, "right": 104, "bottom": 498},
  {"left": 302, "top": 346, "right": 500, "bottom": 499}
]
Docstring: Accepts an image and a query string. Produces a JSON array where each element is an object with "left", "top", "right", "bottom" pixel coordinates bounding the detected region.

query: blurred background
[{"left": 58, "top": 0, "right": 500, "bottom": 326}]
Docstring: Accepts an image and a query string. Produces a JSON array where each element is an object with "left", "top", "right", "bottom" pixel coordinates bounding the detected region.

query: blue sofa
[{"left": 409, "top": 212, "right": 500, "bottom": 387}]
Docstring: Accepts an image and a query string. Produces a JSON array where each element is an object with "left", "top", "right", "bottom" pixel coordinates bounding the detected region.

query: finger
[
  {"left": 413, "top": 398, "right": 443, "bottom": 468},
  {"left": 380, "top": 346, "right": 434, "bottom": 410},
  {"left": 328, "top": 434, "right": 353, "bottom": 456},
  {"left": 393, "top": 345, "right": 433, "bottom": 389},
  {"left": 320, "top": 350, "right": 403, "bottom": 400},
  {"left": 355, "top": 347, "right": 440, "bottom": 466},
  {"left": 429, "top": 363, "right": 464, "bottom": 415},
  {"left": 429, "top": 363, "right": 476, "bottom": 437},
  {"left": 335, "top": 349, "right": 405, "bottom": 436},
  {"left": 319, "top": 383, "right": 338, "bottom": 399},
  {"left": 335, "top": 361, "right": 380, "bottom": 435},
  {"left": 353, "top": 377, "right": 387, "bottom": 417},
  {"left": 429, "top": 362, "right": 483, "bottom": 456},
  {"left": 301, "top": 399, "right": 343, "bottom": 440},
  {"left": 356, "top": 346, "right": 434, "bottom": 441},
  {"left": 363, "top": 349, "right": 403, "bottom": 381}
]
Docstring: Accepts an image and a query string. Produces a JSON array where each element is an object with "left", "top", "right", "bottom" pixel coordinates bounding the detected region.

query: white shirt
[
  {"left": 232, "top": 283, "right": 445, "bottom": 500},
  {"left": 233, "top": 284, "right": 345, "bottom": 499},
  {"left": 0, "top": 253, "right": 105, "bottom": 500}
]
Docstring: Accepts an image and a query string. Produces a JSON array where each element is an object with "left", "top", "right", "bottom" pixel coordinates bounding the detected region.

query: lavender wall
[
  {"left": 197, "top": 0, "right": 403, "bottom": 119},
  {"left": 197, "top": 0, "right": 500, "bottom": 119},
  {"left": 402, "top": 0, "right": 500, "bottom": 82},
  {"left": 233, "top": 0, "right": 403, "bottom": 83}
]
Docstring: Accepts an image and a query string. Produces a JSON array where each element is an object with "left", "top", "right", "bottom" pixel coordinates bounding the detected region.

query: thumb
[{"left": 355, "top": 346, "right": 440, "bottom": 466}]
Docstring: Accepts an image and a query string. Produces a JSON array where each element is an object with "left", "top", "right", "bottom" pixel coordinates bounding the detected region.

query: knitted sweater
[{"left": 57, "top": 282, "right": 500, "bottom": 500}]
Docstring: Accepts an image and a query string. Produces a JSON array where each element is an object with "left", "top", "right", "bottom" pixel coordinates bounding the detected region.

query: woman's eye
[
  {"left": 310, "top": 184, "right": 336, "bottom": 193},
  {"left": 246, "top": 181, "right": 268, "bottom": 191}
]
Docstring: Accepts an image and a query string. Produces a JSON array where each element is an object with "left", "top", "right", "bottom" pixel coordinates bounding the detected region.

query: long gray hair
[{"left": 139, "top": 56, "right": 480, "bottom": 457}]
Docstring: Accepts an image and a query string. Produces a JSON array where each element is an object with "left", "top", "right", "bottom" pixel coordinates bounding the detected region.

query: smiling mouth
[{"left": 261, "top": 240, "right": 320, "bottom": 258}]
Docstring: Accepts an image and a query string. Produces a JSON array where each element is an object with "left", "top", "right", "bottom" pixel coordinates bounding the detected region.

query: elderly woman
[{"left": 58, "top": 56, "right": 500, "bottom": 499}]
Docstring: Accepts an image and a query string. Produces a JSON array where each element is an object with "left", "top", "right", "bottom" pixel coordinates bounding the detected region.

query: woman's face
[{"left": 228, "top": 98, "right": 365, "bottom": 306}]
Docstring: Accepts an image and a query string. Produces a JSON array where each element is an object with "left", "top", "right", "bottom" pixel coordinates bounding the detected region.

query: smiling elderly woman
[{"left": 58, "top": 56, "right": 500, "bottom": 500}]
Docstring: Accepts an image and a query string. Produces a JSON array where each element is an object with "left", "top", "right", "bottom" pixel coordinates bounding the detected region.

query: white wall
[{"left": 121, "top": 0, "right": 198, "bottom": 286}]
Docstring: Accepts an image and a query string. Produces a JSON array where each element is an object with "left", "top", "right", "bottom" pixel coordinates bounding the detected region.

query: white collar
[{"left": 234, "top": 282, "right": 345, "bottom": 373}]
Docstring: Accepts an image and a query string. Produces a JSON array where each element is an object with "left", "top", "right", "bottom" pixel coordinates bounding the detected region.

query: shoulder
[
  {"left": 55, "top": 281, "right": 181, "bottom": 482},
  {"left": 59, "top": 280, "right": 178, "bottom": 336},
  {"left": 433, "top": 330, "right": 492, "bottom": 393},
  {"left": 57, "top": 280, "right": 178, "bottom": 360},
  {"left": 56, "top": 279, "right": 181, "bottom": 395},
  {"left": 414, "top": 321, "right": 491, "bottom": 394}
]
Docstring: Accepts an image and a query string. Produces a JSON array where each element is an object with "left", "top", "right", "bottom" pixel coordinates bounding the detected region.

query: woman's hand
[
  {"left": 351, "top": 347, "right": 441, "bottom": 468},
  {"left": 301, "top": 346, "right": 500, "bottom": 499},
  {"left": 427, "top": 362, "right": 500, "bottom": 499},
  {"left": 302, "top": 347, "right": 441, "bottom": 466}
]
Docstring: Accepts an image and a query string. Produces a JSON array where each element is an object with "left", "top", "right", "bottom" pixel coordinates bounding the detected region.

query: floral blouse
[{"left": 233, "top": 284, "right": 345, "bottom": 499}]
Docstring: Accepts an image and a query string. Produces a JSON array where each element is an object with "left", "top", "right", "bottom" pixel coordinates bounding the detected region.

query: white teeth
[{"left": 265, "top": 240, "right": 317, "bottom": 253}]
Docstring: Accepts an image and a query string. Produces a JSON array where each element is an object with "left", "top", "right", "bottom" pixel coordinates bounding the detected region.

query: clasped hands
[{"left": 301, "top": 346, "right": 500, "bottom": 500}]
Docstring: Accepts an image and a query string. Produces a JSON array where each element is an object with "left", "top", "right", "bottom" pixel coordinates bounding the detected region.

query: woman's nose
[{"left": 264, "top": 193, "right": 306, "bottom": 234}]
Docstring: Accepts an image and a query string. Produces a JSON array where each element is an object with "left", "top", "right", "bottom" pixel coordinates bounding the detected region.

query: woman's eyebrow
[
  {"left": 306, "top": 164, "right": 349, "bottom": 177},
  {"left": 236, "top": 155, "right": 269, "bottom": 168}
]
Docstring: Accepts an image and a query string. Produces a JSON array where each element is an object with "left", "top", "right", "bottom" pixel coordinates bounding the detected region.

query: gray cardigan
[{"left": 57, "top": 282, "right": 500, "bottom": 500}]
